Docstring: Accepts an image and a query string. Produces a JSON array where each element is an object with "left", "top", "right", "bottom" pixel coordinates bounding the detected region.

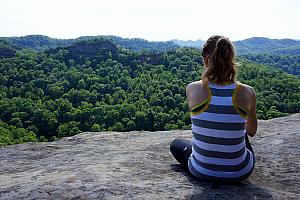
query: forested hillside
[
  {"left": 0, "top": 35, "right": 72, "bottom": 51},
  {"left": 172, "top": 37, "right": 300, "bottom": 76},
  {"left": 0, "top": 35, "right": 178, "bottom": 52},
  {"left": 174, "top": 37, "right": 300, "bottom": 55},
  {"left": 0, "top": 38, "right": 299, "bottom": 146},
  {"left": 234, "top": 37, "right": 300, "bottom": 55},
  {"left": 3, "top": 35, "right": 300, "bottom": 55},
  {"left": 2, "top": 35, "right": 299, "bottom": 76},
  {"left": 241, "top": 53, "right": 300, "bottom": 76},
  {"left": 235, "top": 37, "right": 300, "bottom": 76}
]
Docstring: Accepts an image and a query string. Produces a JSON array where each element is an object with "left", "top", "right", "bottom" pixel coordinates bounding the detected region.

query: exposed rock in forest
[
  {"left": 47, "top": 39, "right": 118, "bottom": 62},
  {"left": 66, "top": 40, "right": 118, "bottom": 57},
  {"left": 0, "top": 114, "right": 299, "bottom": 199}
]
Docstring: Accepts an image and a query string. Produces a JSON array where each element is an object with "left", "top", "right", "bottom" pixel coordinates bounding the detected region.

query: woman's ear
[{"left": 204, "top": 57, "right": 209, "bottom": 68}]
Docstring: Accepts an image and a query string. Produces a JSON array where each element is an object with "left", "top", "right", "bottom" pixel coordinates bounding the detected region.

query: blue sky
[{"left": 0, "top": 0, "right": 299, "bottom": 41}]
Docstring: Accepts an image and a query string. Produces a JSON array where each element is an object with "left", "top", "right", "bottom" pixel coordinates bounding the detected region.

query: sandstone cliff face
[{"left": 0, "top": 114, "right": 299, "bottom": 200}]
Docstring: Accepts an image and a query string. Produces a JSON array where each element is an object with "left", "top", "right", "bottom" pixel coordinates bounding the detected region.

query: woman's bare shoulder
[
  {"left": 186, "top": 80, "right": 205, "bottom": 93},
  {"left": 186, "top": 80, "right": 208, "bottom": 102},
  {"left": 238, "top": 82, "right": 256, "bottom": 98},
  {"left": 186, "top": 80, "right": 209, "bottom": 110}
]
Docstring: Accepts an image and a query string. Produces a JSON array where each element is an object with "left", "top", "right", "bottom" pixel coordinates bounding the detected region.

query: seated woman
[{"left": 170, "top": 35, "right": 257, "bottom": 183}]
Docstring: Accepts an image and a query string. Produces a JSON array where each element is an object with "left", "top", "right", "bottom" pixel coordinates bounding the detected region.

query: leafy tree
[{"left": 92, "top": 123, "right": 101, "bottom": 131}]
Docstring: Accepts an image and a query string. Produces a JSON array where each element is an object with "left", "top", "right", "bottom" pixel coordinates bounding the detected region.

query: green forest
[
  {"left": 174, "top": 37, "right": 300, "bottom": 77},
  {"left": 0, "top": 37, "right": 299, "bottom": 146},
  {"left": 241, "top": 53, "right": 299, "bottom": 76}
]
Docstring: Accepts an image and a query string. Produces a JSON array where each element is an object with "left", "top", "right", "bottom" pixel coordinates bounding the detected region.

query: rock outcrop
[
  {"left": 46, "top": 40, "right": 118, "bottom": 63},
  {"left": 0, "top": 114, "right": 299, "bottom": 200}
]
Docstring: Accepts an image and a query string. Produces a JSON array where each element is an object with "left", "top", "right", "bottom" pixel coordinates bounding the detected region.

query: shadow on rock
[{"left": 170, "top": 164, "right": 273, "bottom": 200}]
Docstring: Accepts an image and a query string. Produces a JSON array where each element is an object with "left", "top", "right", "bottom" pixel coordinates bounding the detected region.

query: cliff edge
[{"left": 0, "top": 114, "right": 299, "bottom": 199}]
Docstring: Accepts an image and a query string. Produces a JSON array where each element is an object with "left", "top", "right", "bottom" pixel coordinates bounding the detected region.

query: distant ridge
[
  {"left": 171, "top": 39, "right": 205, "bottom": 48},
  {"left": 1, "top": 35, "right": 299, "bottom": 75},
  {"left": 1, "top": 35, "right": 300, "bottom": 54},
  {"left": 173, "top": 37, "right": 300, "bottom": 55},
  {"left": 234, "top": 37, "right": 300, "bottom": 55},
  {"left": 0, "top": 35, "right": 72, "bottom": 51},
  {"left": 0, "top": 35, "right": 178, "bottom": 52}
]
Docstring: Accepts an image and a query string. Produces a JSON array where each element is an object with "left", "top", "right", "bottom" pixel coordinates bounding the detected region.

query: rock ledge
[{"left": 0, "top": 114, "right": 299, "bottom": 199}]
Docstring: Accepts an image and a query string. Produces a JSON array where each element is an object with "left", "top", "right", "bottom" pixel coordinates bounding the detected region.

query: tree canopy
[{"left": 0, "top": 38, "right": 299, "bottom": 146}]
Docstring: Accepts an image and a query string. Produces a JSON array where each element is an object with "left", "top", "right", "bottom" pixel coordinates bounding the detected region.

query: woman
[{"left": 170, "top": 35, "right": 257, "bottom": 182}]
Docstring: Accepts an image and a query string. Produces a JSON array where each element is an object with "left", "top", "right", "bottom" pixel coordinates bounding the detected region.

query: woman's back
[
  {"left": 187, "top": 80, "right": 257, "bottom": 137},
  {"left": 187, "top": 80, "right": 255, "bottom": 182}
]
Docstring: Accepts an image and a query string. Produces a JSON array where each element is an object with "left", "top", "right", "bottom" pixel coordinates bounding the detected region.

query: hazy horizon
[
  {"left": 1, "top": 34, "right": 300, "bottom": 42},
  {"left": 1, "top": 0, "right": 299, "bottom": 41}
]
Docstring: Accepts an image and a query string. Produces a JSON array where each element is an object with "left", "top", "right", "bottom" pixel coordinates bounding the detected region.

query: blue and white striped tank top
[{"left": 188, "top": 81, "right": 255, "bottom": 182}]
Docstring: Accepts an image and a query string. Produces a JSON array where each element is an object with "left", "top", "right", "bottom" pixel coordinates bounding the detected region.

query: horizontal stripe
[
  {"left": 191, "top": 118, "right": 245, "bottom": 131},
  {"left": 192, "top": 146, "right": 247, "bottom": 166},
  {"left": 192, "top": 125, "right": 246, "bottom": 139},
  {"left": 192, "top": 131, "right": 244, "bottom": 145},
  {"left": 208, "top": 83, "right": 236, "bottom": 89},
  {"left": 192, "top": 143, "right": 245, "bottom": 159},
  {"left": 192, "top": 138, "right": 245, "bottom": 153},
  {"left": 191, "top": 152, "right": 250, "bottom": 172},
  {"left": 191, "top": 112, "right": 247, "bottom": 123},
  {"left": 190, "top": 152, "right": 254, "bottom": 178},
  {"left": 189, "top": 160, "right": 217, "bottom": 180},
  {"left": 205, "top": 104, "right": 238, "bottom": 114},
  {"left": 210, "top": 88, "right": 234, "bottom": 97},
  {"left": 188, "top": 162, "right": 253, "bottom": 182},
  {"left": 188, "top": 154, "right": 254, "bottom": 180},
  {"left": 210, "top": 96, "right": 233, "bottom": 106}
]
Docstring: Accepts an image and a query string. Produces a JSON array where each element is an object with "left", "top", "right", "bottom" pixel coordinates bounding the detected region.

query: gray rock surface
[{"left": 0, "top": 114, "right": 299, "bottom": 200}]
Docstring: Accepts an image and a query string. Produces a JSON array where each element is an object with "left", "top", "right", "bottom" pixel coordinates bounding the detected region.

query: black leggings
[{"left": 170, "top": 134, "right": 254, "bottom": 172}]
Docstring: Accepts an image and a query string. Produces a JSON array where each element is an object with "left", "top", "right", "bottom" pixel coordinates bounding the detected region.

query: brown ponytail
[{"left": 201, "top": 36, "right": 237, "bottom": 84}]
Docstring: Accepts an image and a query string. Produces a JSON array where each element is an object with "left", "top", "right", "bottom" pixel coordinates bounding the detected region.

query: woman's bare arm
[{"left": 245, "top": 87, "right": 257, "bottom": 137}]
